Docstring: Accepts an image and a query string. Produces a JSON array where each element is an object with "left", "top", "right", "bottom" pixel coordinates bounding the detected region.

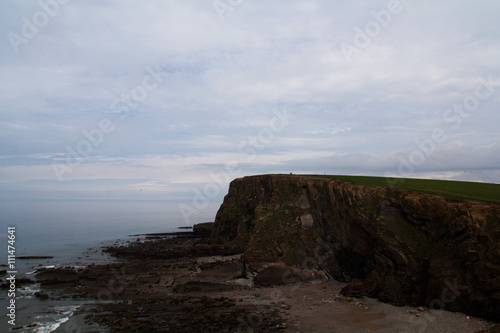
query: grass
[{"left": 302, "top": 175, "right": 500, "bottom": 205}]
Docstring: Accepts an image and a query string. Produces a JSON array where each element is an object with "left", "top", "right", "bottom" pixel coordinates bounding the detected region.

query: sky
[{"left": 1, "top": 0, "right": 500, "bottom": 215}]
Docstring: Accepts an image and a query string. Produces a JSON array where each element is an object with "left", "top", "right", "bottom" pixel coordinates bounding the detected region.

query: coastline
[
  {"left": 21, "top": 228, "right": 497, "bottom": 332},
  {"left": 0, "top": 236, "right": 123, "bottom": 333}
]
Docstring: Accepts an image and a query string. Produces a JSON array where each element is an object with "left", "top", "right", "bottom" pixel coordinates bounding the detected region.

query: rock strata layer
[{"left": 210, "top": 174, "right": 500, "bottom": 321}]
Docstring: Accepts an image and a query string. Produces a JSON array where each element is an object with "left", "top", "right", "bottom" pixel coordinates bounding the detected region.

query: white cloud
[{"left": 1, "top": 0, "right": 499, "bottom": 204}]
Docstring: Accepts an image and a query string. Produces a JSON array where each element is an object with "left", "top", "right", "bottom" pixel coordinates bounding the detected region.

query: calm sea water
[
  {"left": 0, "top": 200, "right": 220, "bottom": 256},
  {"left": 0, "top": 200, "right": 220, "bottom": 332}
]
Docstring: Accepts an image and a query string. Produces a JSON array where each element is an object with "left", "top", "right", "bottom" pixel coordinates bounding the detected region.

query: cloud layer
[{"left": 1, "top": 0, "right": 499, "bottom": 208}]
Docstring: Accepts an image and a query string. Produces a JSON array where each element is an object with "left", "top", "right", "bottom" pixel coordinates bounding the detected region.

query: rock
[
  {"left": 1, "top": 277, "right": 35, "bottom": 289},
  {"left": 335, "top": 296, "right": 353, "bottom": 302},
  {"left": 210, "top": 174, "right": 500, "bottom": 321},
  {"left": 476, "top": 324, "right": 500, "bottom": 333},
  {"left": 300, "top": 214, "right": 314, "bottom": 229},
  {"left": 229, "top": 278, "right": 253, "bottom": 288},
  {"left": 35, "top": 291, "right": 49, "bottom": 300},
  {"left": 195, "top": 261, "right": 245, "bottom": 282},
  {"left": 17, "top": 256, "right": 54, "bottom": 260},
  {"left": 36, "top": 267, "right": 79, "bottom": 287},
  {"left": 253, "top": 265, "right": 303, "bottom": 286},
  {"left": 193, "top": 222, "right": 215, "bottom": 237}
]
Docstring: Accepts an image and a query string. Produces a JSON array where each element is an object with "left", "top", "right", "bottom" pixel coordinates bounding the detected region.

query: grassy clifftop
[{"left": 304, "top": 175, "right": 500, "bottom": 204}]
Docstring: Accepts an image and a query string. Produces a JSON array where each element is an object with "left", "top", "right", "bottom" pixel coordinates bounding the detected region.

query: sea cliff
[{"left": 210, "top": 174, "right": 500, "bottom": 321}]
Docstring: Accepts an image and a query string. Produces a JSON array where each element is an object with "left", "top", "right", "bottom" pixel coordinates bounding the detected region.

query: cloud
[{"left": 1, "top": 0, "right": 499, "bottom": 204}]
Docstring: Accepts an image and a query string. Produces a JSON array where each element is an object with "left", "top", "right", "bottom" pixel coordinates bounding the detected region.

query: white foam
[
  {"left": 32, "top": 305, "right": 80, "bottom": 333},
  {"left": 40, "top": 265, "right": 56, "bottom": 269},
  {"left": 17, "top": 282, "right": 40, "bottom": 299}
]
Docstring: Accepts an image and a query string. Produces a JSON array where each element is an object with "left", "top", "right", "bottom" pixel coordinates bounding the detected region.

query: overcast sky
[{"left": 1, "top": 0, "right": 499, "bottom": 206}]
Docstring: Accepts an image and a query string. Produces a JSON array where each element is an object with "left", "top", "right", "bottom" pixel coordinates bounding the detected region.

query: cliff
[{"left": 210, "top": 174, "right": 500, "bottom": 321}]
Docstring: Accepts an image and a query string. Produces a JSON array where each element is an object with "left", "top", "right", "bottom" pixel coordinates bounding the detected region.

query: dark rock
[
  {"left": 17, "top": 256, "right": 54, "bottom": 260},
  {"left": 193, "top": 222, "right": 215, "bottom": 237},
  {"left": 476, "top": 324, "right": 500, "bottom": 333},
  {"left": 35, "top": 291, "right": 49, "bottom": 300},
  {"left": 173, "top": 281, "right": 235, "bottom": 293},
  {"left": 36, "top": 267, "right": 79, "bottom": 287},
  {"left": 254, "top": 265, "right": 302, "bottom": 286},
  {"left": 210, "top": 174, "right": 500, "bottom": 321},
  {"left": 0, "top": 277, "right": 35, "bottom": 289},
  {"left": 196, "top": 261, "right": 245, "bottom": 282}
]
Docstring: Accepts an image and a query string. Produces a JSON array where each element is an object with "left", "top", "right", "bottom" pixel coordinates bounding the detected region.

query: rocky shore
[
  {"left": 35, "top": 231, "right": 287, "bottom": 332},
  {"left": 33, "top": 229, "right": 498, "bottom": 332}
]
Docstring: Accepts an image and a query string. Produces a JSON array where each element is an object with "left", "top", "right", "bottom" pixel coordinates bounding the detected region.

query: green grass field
[{"left": 303, "top": 175, "right": 500, "bottom": 205}]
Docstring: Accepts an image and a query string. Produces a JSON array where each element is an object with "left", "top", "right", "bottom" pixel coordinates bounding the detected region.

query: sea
[{"left": 0, "top": 200, "right": 221, "bottom": 332}]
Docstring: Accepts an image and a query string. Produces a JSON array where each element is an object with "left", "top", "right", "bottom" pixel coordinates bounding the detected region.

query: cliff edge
[{"left": 210, "top": 174, "right": 500, "bottom": 321}]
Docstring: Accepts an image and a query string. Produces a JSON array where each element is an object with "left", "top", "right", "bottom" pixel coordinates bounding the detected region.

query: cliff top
[{"left": 285, "top": 174, "right": 500, "bottom": 205}]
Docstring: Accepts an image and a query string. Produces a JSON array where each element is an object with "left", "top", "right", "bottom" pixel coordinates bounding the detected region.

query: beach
[{"left": 24, "top": 231, "right": 498, "bottom": 332}]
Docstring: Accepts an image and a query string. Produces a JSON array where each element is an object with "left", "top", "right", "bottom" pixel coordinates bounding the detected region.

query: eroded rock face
[{"left": 210, "top": 174, "right": 500, "bottom": 321}]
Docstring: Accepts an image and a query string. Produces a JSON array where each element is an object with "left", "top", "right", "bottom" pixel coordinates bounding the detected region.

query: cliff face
[{"left": 211, "top": 174, "right": 500, "bottom": 321}]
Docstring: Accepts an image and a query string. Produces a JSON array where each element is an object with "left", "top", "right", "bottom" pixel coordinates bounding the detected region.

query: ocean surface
[{"left": 0, "top": 200, "right": 220, "bottom": 332}]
